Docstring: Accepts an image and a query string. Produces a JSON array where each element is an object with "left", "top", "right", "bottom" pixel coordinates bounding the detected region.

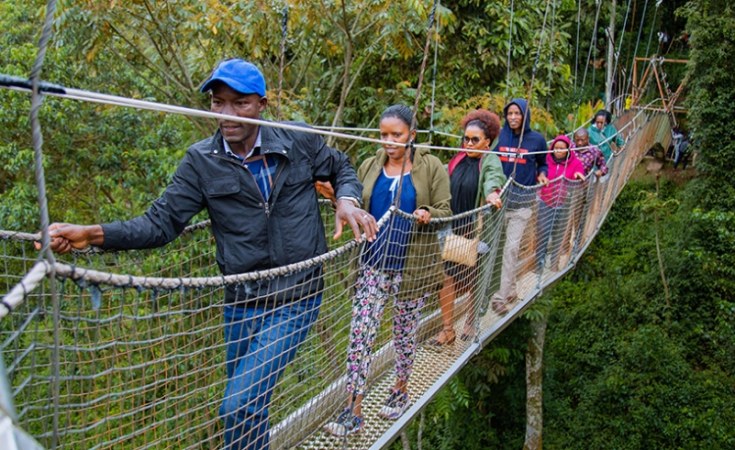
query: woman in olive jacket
[{"left": 325, "top": 104, "right": 451, "bottom": 437}]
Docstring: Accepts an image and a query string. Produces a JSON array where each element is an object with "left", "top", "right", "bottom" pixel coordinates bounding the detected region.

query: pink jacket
[{"left": 539, "top": 145, "right": 585, "bottom": 207}]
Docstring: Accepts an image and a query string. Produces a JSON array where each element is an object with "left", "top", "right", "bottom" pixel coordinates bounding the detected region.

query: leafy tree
[{"left": 0, "top": 1, "right": 194, "bottom": 229}]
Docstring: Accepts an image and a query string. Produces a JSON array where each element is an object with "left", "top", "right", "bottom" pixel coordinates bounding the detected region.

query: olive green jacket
[
  {"left": 358, "top": 147, "right": 452, "bottom": 298},
  {"left": 477, "top": 151, "right": 507, "bottom": 206},
  {"left": 450, "top": 151, "right": 506, "bottom": 207}
]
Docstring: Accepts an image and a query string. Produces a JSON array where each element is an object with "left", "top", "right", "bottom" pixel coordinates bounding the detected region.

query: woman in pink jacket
[{"left": 536, "top": 135, "right": 584, "bottom": 272}]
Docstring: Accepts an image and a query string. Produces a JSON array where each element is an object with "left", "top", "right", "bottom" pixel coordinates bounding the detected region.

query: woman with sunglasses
[
  {"left": 429, "top": 109, "right": 505, "bottom": 346},
  {"left": 324, "top": 104, "right": 451, "bottom": 436}
]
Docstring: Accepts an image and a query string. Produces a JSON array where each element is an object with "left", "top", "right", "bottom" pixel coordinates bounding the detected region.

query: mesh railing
[{"left": 1, "top": 111, "right": 670, "bottom": 449}]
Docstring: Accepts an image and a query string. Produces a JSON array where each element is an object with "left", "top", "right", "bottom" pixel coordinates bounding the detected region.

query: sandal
[
  {"left": 427, "top": 327, "right": 456, "bottom": 346},
  {"left": 460, "top": 322, "right": 475, "bottom": 341},
  {"left": 491, "top": 299, "right": 509, "bottom": 315},
  {"left": 378, "top": 390, "right": 410, "bottom": 420}
]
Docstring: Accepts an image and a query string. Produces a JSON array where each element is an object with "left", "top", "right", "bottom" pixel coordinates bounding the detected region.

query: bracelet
[{"left": 337, "top": 196, "right": 361, "bottom": 208}]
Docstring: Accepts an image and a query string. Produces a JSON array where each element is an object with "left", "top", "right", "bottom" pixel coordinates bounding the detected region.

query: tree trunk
[
  {"left": 327, "top": 40, "right": 352, "bottom": 147},
  {"left": 523, "top": 315, "right": 548, "bottom": 450},
  {"left": 400, "top": 430, "right": 412, "bottom": 450},
  {"left": 417, "top": 411, "right": 424, "bottom": 450},
  {"left": 654, "top": 175, "right": 671, "bottom": 310},
  {"left": 326, "top": 0, "right": 354, "bottom": 147}
]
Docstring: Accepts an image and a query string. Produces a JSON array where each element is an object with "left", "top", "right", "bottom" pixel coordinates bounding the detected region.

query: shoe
[
  {"left": 378, "top": 390, "right": 410, "bottom": 420},
  {"left": 460, "top": 322, "right": 475, "bottom": 341},
  {"left": 427, "top": 328, "right": 456, "bottom": 346},
  {"left": 491, "top": 299, "right": 510, "bottom": 315},
  {"left": 323, "top": 408, "right": 363, "bottom": 436}
]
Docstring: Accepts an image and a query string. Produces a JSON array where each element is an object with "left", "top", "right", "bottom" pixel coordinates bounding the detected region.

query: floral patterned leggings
[{"left": 345, "top": 266, "right": 427, "bottom": 397}]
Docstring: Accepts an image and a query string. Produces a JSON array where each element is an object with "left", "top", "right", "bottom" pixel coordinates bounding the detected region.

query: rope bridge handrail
[
  {"left": 0, "top": 73, "right": 648, "bottom": 158},
  {"left": 0, "top": 111, "right": 671, "bottom": 449}
]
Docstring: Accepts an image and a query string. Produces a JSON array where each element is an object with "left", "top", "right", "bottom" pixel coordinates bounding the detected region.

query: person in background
[
  {"left": 670, "top": 127, "right": 684, "bottom": 160},
  {"left": 570, "top": 128, "right": 608, "bottom": 254},
  {"left": 429, "top": 109, "right": 504, "bottom": 346},
  {"left": 324, "top": 104, "right": 451, "bottom": 436},
  {"left": 42, "top": 58, "right": 376, "bottom": 450},
  {"left": 673, "top": 132, "right": 690, "bottom": 169},
  {"left": 490, "top": 99, "right": 549, "bottom": 314},
  {"left": 573, "top": 128, "right": 608, "bottom": 177},
  {"left": 588, "top": 109, "right": 625, "bottom": 160},
  {"left": 536, "top": 135, "right": 584, "bottom": 272}
]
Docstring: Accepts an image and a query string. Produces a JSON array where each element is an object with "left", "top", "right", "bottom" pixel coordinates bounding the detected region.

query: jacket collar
[
  {"left": 223, "top": 129, "right": 262, "bottom": 159},
  {"left": 209, "top": 122, "right": 294, "bottom": 160},
  {"left": 259, "top": 122, "right": 293, "bottom": 159}
]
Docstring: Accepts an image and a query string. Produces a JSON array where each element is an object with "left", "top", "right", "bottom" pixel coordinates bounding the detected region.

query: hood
[
  {"left": 549, "top": 134, "right": 572, "bottom": 151},
  {"left": 549, "top": 145, "right": 581, "bottom": 165},
  {"left": 502, "top": 98, "right": 533, "bottom": 135}
]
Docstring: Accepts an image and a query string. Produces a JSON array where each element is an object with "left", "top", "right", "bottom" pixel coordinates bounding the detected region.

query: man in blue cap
[{"left": 45, "top": 58, "right": 377, "bottom": 449}]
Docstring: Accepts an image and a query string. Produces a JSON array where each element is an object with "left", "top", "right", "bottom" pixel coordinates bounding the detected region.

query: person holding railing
[
  {"left": 324, "top": 104, "right": 451, "bottom": 437},
  {"left": 570, "top": 128, "right": 609, "bottom": 254},
  {"left": 428, "top": 109, "right": 504, "bottom": 346},
  {"left": 573, "top": 128, "right": 609, "bottom": 178},
  {"left": 40, "top": 58, "right": 377, "bottom": 450},
  {"left": 535, "top": 135, "right": 585, "bottom": 272},
  {"left": 490, "top": 99, "right": 549, "bottom": 314}
]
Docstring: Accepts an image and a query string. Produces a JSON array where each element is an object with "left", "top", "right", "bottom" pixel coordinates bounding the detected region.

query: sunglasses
[{"left": 462, "top": 135, "right": 485, "bottom": 145}]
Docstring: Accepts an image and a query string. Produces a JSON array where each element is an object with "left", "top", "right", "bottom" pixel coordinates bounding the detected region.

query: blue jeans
[{"left": 220, "top": 294, "right": 321, "bottom": 450}]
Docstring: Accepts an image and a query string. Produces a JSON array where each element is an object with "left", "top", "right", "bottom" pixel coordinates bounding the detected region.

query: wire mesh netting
[{"left": 1, "top": 111, "right": 670, "bottom": 449}]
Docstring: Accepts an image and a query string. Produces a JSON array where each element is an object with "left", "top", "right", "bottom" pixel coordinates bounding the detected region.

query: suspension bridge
[
  {"left": 0, "top": 0, "right": 682, "bottom": 449},
  {"left": 0, "top": 108, "right": 672, "bottom": 449}
]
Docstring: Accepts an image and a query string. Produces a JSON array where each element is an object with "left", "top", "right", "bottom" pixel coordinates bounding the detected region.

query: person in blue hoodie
[{"left": 490, "top": 98, "right": 548, "bottom": 314}]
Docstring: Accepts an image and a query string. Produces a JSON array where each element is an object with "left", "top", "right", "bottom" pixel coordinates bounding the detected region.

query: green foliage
[
  {"left": 676, "top": 0, "right": 735, "bottom": 375},
  {"left": 430, "top": 377, "right": 470, "bottom": 424},
  {"left": 543, "top": 176, "right": 735, "bottom": 449},
  {"left": 679, "top": 0, "right": 735, "bottom": 211},
  {"left": 0, "top": 1, "right": 197, "bottom": 230},
  {"left": 397, "top": 320, "right": 530, "bottom": 449}
]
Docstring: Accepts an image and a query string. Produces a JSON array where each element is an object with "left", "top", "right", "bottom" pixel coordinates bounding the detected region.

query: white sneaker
[{"left": 378, "top": 390, "right": 410, "bottom": 420}]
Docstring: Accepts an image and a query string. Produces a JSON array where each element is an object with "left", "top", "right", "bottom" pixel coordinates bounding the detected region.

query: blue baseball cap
[{"left": 200, "top": 59, "right": 267, "bottom": 97}]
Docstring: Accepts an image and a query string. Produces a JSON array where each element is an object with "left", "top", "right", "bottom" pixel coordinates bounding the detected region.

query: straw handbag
[{"left": 441, "top": 214, "right": 483, "bottom": 266}]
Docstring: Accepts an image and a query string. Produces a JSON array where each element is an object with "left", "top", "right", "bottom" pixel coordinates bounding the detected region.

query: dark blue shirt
[{"left": 363, "top": 170, "right": 416, "bottom": 271}]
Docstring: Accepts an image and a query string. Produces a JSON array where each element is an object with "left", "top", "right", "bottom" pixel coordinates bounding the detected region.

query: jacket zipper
[{"left": 269, "top": 163, "right": 286, "bottom": 211}]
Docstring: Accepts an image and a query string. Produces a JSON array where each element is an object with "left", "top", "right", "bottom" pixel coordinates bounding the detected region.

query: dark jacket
[
  {"left": 493, "top": 98, "right": 548, "bottom": 208},
  {"left": 101, "top": 123, "right": 362, "bottom": 305},
  {"left": 494, "top": 98, "right": 548, "bottom": 184}
]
